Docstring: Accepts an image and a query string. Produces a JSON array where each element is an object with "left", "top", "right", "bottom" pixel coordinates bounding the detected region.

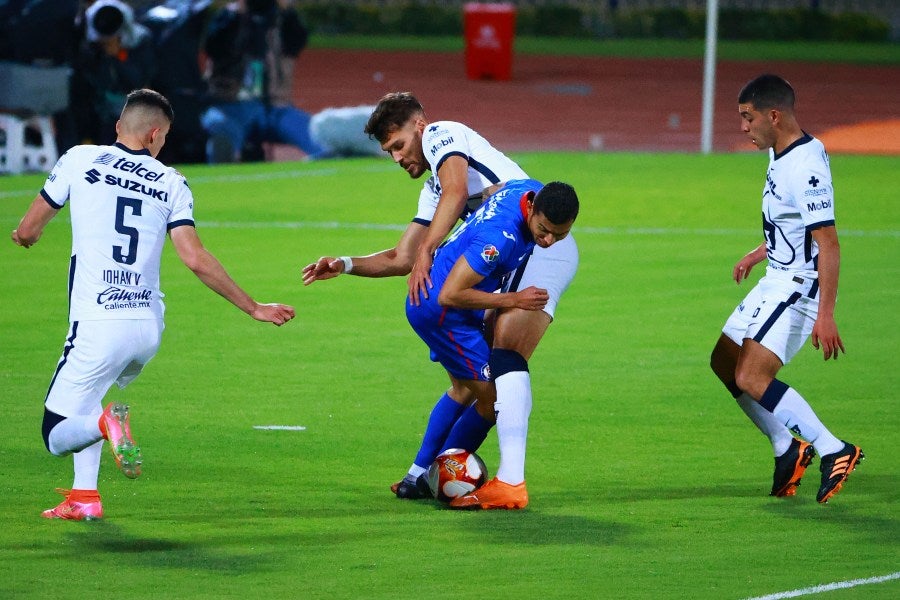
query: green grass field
[{"left": 1, "top": 152, "right": 897, "bottom": 599}]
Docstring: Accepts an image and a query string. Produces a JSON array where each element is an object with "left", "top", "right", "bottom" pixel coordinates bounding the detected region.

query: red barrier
[{"left": 463, "top": 3, "right": 516, "bottom": 81}]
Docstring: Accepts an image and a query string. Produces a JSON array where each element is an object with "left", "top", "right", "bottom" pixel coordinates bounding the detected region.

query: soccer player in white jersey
[
  {"left": 709, "top": 74, "right": 862, "bottom": 504},
  {"left": 11, "top": 89, "right": 295, "bottom": 520},
  {"left": 302, "top": 92, "right": 579, "bottom": 509}
]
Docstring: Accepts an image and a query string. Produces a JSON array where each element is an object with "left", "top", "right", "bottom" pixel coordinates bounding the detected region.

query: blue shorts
[{"left": 406, "top": 296, "right": 490, "bottom": 381}]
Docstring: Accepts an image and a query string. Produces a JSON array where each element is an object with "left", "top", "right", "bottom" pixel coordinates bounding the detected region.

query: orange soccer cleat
[
  {"left": 99, "top": 402, "right": 142, "bottom": 479},
  {"left": 41, "top": 488, "right": 103, "bottom": 521},
  {"left": 817, "top": 442, "right": 864, "bottom": 504},
  {"left": 771, "top": 438, "right": 816, "bottom": 497},
  {"left": 449, "top": 477, "right": 529, "bottom": 510}
]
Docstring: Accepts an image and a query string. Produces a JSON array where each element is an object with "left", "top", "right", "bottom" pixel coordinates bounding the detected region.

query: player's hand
[
  {"left": 733, "top": 258, "right": 757, "bottom": 283},
  {"left": 251, "top": 303, "right": 296, "bottom": 326},
  {"left": 512, "top": 286, "right": 549, "bottom": 311},
  {"left": 811, "top": 316, "right": 844, "bottom": 361},
  {"left": 301, "top": 256, "right": 343, "bottom": 285},
  {"left": 407, "top": 251, "right": 434, "bottom": 306},
  {"left": 11, "top": 229, "right": 36, "bottom": 248}
]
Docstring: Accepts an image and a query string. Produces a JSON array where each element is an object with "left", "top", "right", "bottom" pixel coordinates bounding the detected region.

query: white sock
[
  {"left": 770, "top": 387, "right": 843, "bottom": 456},
  {"left": 72, "top": 440, "right": 103, "bottom": 490},
  {"left": 406, "top": 464, "right": 427, "bottom": 480},
  {"left": 736, "top": 392, "right": 794, "bottom": 456},
  {"left": 494, "top": 371, "right": 532, "bottom": 485},
  {"left": 47, "top": 414, "right": 103, "bottom": 456}
]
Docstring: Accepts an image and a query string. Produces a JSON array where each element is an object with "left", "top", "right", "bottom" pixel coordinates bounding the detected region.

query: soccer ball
[{"left": 427, "top": 448, "right": 488, "bottom": 502}]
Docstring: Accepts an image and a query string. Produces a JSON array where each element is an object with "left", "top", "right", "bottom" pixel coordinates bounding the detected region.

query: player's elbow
[{"left": 437, "top": 288, "right": 457, "bottom": 307}]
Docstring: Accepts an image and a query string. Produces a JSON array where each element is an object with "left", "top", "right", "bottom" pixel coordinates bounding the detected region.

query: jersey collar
[
  {"left": 114, "top": 142, "right": 152, "bottom": 157},
  {"left": 519, "top": 191, "right": 534, "bottom": 218},
  {"left": 773, "top": 131, "right": 814, "bottom": 160}
]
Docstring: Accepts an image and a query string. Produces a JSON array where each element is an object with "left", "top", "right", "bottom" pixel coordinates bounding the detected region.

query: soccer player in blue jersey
[
  {"left": 302, "top": 93, "right": 579, "bottom": 507},
  {"left": 405, "top": 179, "right": 578, "bottom": 508},
  {"left": 709, "top": 74, "right": 862, "bottom": 504}
]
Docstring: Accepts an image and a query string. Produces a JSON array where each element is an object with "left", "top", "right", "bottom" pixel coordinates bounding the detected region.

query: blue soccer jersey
[{"left": 406, "top": 179, "right": 543, "bottom": 381}]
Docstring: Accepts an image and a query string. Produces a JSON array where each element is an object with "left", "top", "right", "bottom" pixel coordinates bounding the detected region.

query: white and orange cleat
[
  {"left": 449, "top": 477, "right": 529, "bottom": 510},
  {"left": 41, "top": 488, "right": 103, "bottom": 521},
  {"left": 99, "top": 402, "right": 142, "bottom": 479}
]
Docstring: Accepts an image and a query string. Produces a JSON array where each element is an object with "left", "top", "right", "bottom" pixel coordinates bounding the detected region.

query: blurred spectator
[
  {"left": 201, "top": 0, "right": 330, "bottom": 162},
  {"left": 70, "top": 0, "right": 156, "bottom": 144},
  {"left": 0, "top": 0, "right": 80, "bottom": 151},
  {"left": 141, "top": 0, "right": 213, "bottom": 164},
  {"left": 0, "top": 0, "right": 79, "bottom": 66}
]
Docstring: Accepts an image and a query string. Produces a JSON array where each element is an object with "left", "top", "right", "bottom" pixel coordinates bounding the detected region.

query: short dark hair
[
  {"left": 364, "top": 92, "right": 425, "bottom": 143},
  {"left": 124, "top": 88, "right": 175, "bottom": 124},
  {"left": 738, "top": 74, "right": 795, "bottom": 111},
  {"left": 533, "top": 182, "right": 579, "bottom": 225}
]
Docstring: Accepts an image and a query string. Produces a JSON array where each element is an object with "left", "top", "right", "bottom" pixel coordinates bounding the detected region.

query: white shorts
[
  {"left": 44, "top": 319, "right": 164, "bottom": 417},
  {"left": 722, "top": 272, "right": 820, "bottom": 365},
  {"left": 502, "top": 234, "right": 579, "bottom": 319}
]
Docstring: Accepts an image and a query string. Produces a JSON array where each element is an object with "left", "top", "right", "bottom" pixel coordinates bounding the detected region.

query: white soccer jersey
[
  {"left": 41, "top": 143, "right": 195, "bottom": 322},
  {"left": 761, "top": 133, "right": 835, "bottom": 279},
  {"left": 413, "top": 120, "right": 528, "bottom": 225}
]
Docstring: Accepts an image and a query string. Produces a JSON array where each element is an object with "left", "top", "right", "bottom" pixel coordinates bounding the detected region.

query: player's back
[{"left": 41, "top": 143, "right": 195, "bottom": 321}]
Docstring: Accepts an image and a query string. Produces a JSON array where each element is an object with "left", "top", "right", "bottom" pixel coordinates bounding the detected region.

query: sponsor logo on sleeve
[{"left": 480, "top": 244, "right": 500, "bottom": 263}]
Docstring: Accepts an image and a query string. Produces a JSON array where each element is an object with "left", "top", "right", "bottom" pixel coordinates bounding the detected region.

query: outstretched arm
[
  {"left": 170, "top": 225, "right": 295, "bottom": 325},
  {"left": 302, "top": 222, "right": 427, "bottom": 284},
  {"left": 11, "top": 195, "right": 59, "bottom": 248}
]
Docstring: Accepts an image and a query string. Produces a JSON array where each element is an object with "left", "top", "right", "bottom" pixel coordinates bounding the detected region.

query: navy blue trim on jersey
[
  {"left": 413, "top": 217, "right": 431, "bottom": 227},
  {"left": 805, "top": 219, "right": 835, "bottom": 232},
  {"left": 434, "top": 150, "right": 468, "bottom": 174},
  {"left": 44, "top": 322, "right": 79, "bottom": 407},
  {"left": 167, "top": 219, "right": 195, "bottom": 230},
  {"left": 753, "top": 292, "right": 802, "bottom": 345},
  {"left": 40, "top": 188, "right": 64, "bottom": 209},
  {"left": 67, "top": 255, "right": 76, "bottom": 320},
  {"left": 503, "top": 252, "right": 531, "bottom": 293},
  {"left": 433, "top": 151, "right": 502, "bottom": 186},
  {"left": 468, "top": 157, "right": 500, "bottom": 184},
  {"left": 114, "top": 142, "right": 152, "bottom": 156},
  {"left": 773, "top": 132, "right": 814, "bottom": 161},
  {"left": 808, "top": 278, "right": 819, "bottom": 298}
]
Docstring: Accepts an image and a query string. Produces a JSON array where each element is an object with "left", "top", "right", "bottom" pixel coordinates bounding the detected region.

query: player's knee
[
  {"left": 41, "top": 407, "right": 66, "bottom": 455},
  {"left": 734, "top": 367, "right": 767, "bottom": 400},
  {"left": 490, "top": 348, "right": 528, "bottom": 378}
]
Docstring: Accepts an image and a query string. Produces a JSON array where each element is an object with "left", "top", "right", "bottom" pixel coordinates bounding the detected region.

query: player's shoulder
[{"left": 422, "top": 120, "right": 471, "bottom": 145}]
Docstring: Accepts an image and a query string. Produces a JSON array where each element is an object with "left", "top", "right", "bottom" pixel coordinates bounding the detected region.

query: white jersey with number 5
[
  {"left": 762, "top": 133, "right": 835, "bottom": 280},
  {"left": 40, "top": 142, "right": 195, "bottom": 322}
]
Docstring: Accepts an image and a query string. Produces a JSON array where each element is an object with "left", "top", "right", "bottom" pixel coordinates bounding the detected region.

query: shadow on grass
[
  {"left": 58, "top": 521, "right": 272, "bottom": 573},
  {"left": 453, "top": 511, "right": 634, "bottom": 547}
]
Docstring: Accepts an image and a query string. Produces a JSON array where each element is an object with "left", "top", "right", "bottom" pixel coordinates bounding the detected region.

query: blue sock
[
  {"left": 441, "top": 404, "right": 494, "bottom": 454},
  {"left": 413, "top": 393, "right": 467, "bottom": 470}
]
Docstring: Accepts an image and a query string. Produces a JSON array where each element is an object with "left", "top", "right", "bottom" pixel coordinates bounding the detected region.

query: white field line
[
  {"left": 1, "top": 185, "right": 897, "bottom": 238},
  {"left": 743, "top": 571, "right": 900, "bottom": 600},
  {"left": 252, "top": 425, "right": 307, "bottom": 431},
  {"left": 194, "top": 220, "right": 900, "bottom": 239}
]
